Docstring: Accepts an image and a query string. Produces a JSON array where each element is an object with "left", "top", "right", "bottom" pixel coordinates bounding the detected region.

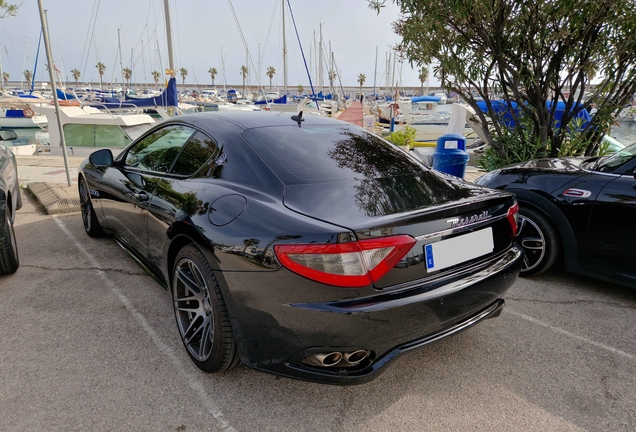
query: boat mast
[
  {"left": 373, "top": 46, "right": 378, "bottom": 96},
  {"left": 329, "top": 41, "right": 334, "bottom": 96},
  {"left": 282, "top": 0, "right": 287, "bottom": 95},
  {"left": 319, "top": 23, "right": 323, "bottom": 93},
  {"left": 0, "top": 53, "right": 4, "bottom": 92},
  {"left": 37, "top": 2, "right": 72, "bottom": 187},
  {"left": 117, "top": 28, "right": 124, "bottom": 92},
  {"left": 163, "top": 0, "right": 175, "bottom": 78}
]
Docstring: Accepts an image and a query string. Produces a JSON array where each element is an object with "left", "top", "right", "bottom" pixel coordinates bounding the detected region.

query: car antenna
[{"left": 291, "top": 111, "right": 305, "bottom": 127}]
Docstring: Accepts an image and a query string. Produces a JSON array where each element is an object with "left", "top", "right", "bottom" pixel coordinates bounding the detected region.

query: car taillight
[
  {"left": 274, "top": 235, "right": 416, "bottom": 288},
  {"left": 507, "top": 202, "right": 519, "bottom": 237}
]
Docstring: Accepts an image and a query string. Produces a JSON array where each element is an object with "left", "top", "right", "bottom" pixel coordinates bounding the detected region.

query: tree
[
  {"left": 370, "top": 0, "right": 636, "bottom": 168},
  {"left": 266, "top": 66, "right": 276, "bottom": 90},
  {"left": 357, "top": 73, "right": 367, "bottom": 95},
  {"left": 71, "top": 69, "right": 81, "bottom": 87},
  {"left": 208, "top": 67, "right": 217, "bottom": 86},
  {"left": 23, "top": 69, "right": 32, "bottom": 89},
  {"left": 151, "top": 70, "right": 161, "bottom": 89},
  {"left": 417, "top": 66, "right": 428, "bottom": 95},
  {"left": 95, "top": 62, "right": 106, "bottom": 91},
  {"left": 297, "top": 84, "right": 304, "bottom": 94},
  {"left": 0, "top": 1, "right": 18, "bottom": 19},
  {"left": 240, "top": 65, "right": 248, "bottom": 96},
  {"left": 179, "top": 67, "right": 188, "bottom": 93},
  {"left": 2, "top": 72, "right": 9, "bottom": 88},
  {"left": 122, "top": 67, "right": 132, "bottom": 93}
]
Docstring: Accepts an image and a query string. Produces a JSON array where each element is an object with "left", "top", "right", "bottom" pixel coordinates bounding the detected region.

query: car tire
[
  {"left": 172, "top": 244, "right": 240, "bottom": 373},
  {"left": 0, "top": 207, "right": 19, "bottom": 275},
  {"left": 517, "top": 206, "right": 560, "bottom": 276},
  {"left": 78, "top": 177, "right": 103, "bottom": 238}
]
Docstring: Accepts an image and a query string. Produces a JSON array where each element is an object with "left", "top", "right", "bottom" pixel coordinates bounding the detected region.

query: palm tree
[
  {"left": 23, "top": 69, "right": 32, "bottom": 90},
  {"left": 122, "top": 67, "right": 132, "bottom": 93},
  {"left": 266, "top": 66, "right": 276, "bottom": 90},
  {"left": 240, "top": 65, "right": 248, "bottom": 96},
  {"left": 2, "top": 72, "right": 9, "bottom": 88},
  {"left": 179, "top": 67, "right": 188, "bottom": 93},
  {"left": 71, "top": 68, "right": 81, "bottom": 87},
  {"left": 328, "top": 70, "right": 337, "bottom": 86},
  {"left": 297, "top": 84, "right": 304, "bottom": 94},
  {"left": 357, "top": 73, "right": 366, "bottom": 97},
  {"left": 208, "top": 67, "right": 217, "bottom": 86},
  {"left": 96, "top": 62, "right": 106, "bottom": 91},
  {"left": 418, "top": 66, "right": 429, "bottom": 95},
  {"left": 151, "top": 70, "right": 161, "bottom": 89}
]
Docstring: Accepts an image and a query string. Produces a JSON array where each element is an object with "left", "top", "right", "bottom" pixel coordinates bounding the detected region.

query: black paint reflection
[
  {"left": 327, "top": 131, "right": 473, "bottom": 217},
  {"left": 146, "top": 177, "right": 208, "bottom": 217}
]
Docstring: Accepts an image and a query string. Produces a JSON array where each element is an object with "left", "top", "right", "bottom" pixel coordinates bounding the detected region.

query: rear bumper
[{"left": 221, "top": 244, "right": 522, "bottom": 385}]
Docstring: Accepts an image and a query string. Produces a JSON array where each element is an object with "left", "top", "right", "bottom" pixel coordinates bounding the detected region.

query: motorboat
[
  {"left": 0, "top": 97, "right": 48, "bottom": 129},
  {"left": 37, "top": 103, "right": 156, "bottom": 150},
  {"left": 390, "top": 98, "right": 477, "bottom": 146}
]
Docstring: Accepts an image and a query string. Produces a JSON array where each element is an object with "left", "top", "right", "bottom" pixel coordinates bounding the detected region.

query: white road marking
[
  {"left": 54, "top": 216, "right": 236, "bottom": 432},
  {"left": 506, "top": 308, "right": 635, "bottom": 361}
]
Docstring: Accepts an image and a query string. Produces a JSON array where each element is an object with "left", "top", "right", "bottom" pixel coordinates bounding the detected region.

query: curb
[{"left": 27, "top": 182, "right": 82, "bottom": 215}]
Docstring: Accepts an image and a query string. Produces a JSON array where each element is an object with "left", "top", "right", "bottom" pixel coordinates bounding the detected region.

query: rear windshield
[{"left": 241, "top": 125, "right": 426, "bottom": 185}]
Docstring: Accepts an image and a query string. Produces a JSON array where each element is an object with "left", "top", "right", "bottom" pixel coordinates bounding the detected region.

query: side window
[
  {"left": 170, "top": 132, "right": 218, "bottom": 176},
  {"left": 124, "top": 125, "right": 195, "bottom": 173}
]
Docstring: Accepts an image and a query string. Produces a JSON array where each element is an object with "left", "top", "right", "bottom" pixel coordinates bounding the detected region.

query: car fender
[
  {"left": 163, "top": 220, "right": 218, "bottom": 287},
  {"left": 506, "top": 188, "right": 579, "bottom": 260}
]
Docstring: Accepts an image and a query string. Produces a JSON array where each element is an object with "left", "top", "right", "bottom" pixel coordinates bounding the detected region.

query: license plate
[{"left": 424, "top": 228, "right": 494, "bottom": 271}]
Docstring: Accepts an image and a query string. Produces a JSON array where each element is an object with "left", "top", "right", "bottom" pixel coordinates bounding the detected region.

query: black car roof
[{"left": 167, "top": 110, "right": 348, "bottom": 131}]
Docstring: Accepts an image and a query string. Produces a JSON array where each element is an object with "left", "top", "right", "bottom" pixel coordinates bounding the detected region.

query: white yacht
[{"left": 37, "top": 104, "right": 156, "bottom": 150}]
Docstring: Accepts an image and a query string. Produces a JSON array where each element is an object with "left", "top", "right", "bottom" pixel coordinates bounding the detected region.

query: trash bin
[{"left": 433, "top": 133, "right": 469, "bottom": 178}]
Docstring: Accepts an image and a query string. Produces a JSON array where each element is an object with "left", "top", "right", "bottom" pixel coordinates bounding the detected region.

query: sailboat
[{"left": 0, "top": 54, "right": 48, "bottom": 128}]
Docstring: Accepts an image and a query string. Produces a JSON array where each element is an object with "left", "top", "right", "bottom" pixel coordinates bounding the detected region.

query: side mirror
[
  {"left": 0, "top": 130, "right": 18, "bottom": 141},
  {"left": 89, "top": 149, "right": 114, "bottom": 167}
]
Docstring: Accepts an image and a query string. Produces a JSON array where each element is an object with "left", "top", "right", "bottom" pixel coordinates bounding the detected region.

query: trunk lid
[{"left": 283, "top": 171, "right": 516, "bottom": 289}]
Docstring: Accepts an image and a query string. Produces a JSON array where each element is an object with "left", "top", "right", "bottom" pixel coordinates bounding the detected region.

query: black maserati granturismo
[
  {"left": 476, "top": 143, "right": 636, "bottom": 289},
  {"left": 79, "top": 111, "right": 522, "bottom": 384}
]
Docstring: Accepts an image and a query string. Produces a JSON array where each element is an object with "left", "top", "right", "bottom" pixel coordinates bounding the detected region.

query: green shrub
[{"left": 386, "top": 125, "right": 417, "bottom": 148}]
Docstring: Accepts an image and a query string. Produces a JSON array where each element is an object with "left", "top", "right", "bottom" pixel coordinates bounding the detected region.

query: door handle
[{"left": 134, "top": 191, "right": 149, "bottom": 202}]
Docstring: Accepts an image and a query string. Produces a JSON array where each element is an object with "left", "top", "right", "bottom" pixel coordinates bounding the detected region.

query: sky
[{"left": 0, "top": 0, "right": 430, "bottom": 92}]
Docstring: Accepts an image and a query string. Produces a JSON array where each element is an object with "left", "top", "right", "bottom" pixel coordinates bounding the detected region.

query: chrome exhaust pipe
[
  {"left": 343, "top": 350, "right": 368, "bottom": 365},
  {"left": 314, "top": 352, "right": 343, "bottom": 367}
]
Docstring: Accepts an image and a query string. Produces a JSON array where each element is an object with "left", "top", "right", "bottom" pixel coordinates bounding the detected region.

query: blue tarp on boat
[
  {"left": 6, "top": 109, "right": 25, "bottom": 118},
  {"left": 476, "top": 100, "right": 591, "bottom": 130},
  {"left": 124, "top": 77, "right": 178, "bottom": 107},
  {"left": 254, "top": 94, "right": 287, "bottom": 105},
  {"left": 56, "top": 89, "right": 77, "bottom": 100},
  {"left": 12, "top": 92, "right": 41, "bottom": 99},
  {"left": 411, "top": 95, "right": 442, "bottom": 103}
]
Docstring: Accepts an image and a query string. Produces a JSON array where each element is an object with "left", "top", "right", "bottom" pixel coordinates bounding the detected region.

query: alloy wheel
[
  {"left": 173, "top": 257, "right": 214, "bottom": 362},
  {"left": 517, "top": 215, "right": 546, "bottom": 273},
  {"left": 79, "top": 179, "right": 92, "bottom": 232}
]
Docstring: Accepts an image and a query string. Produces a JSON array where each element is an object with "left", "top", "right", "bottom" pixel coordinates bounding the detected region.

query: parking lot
[{"left": 1, "top": 191, "right": 635, "bottom": 431}]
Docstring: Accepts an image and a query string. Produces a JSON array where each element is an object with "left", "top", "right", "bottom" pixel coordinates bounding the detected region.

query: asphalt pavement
[{"left": 2, "top": 189, "right": 635, "bottom": 431}]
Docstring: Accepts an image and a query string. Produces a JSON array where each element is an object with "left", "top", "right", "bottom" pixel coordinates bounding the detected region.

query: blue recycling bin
[{"left": 433, "top": 133, "right": 469, "bottom": 178}]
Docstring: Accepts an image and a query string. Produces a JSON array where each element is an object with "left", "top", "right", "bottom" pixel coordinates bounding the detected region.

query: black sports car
[
  {"left": 79, "top": 111, "right": 522, "bottom": 384},
  {"left": 0, "top": 129, "right": 21, "bottom": 275},
  {"left": 475, "top": 143, "right": 636, "bottom": 289}
]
